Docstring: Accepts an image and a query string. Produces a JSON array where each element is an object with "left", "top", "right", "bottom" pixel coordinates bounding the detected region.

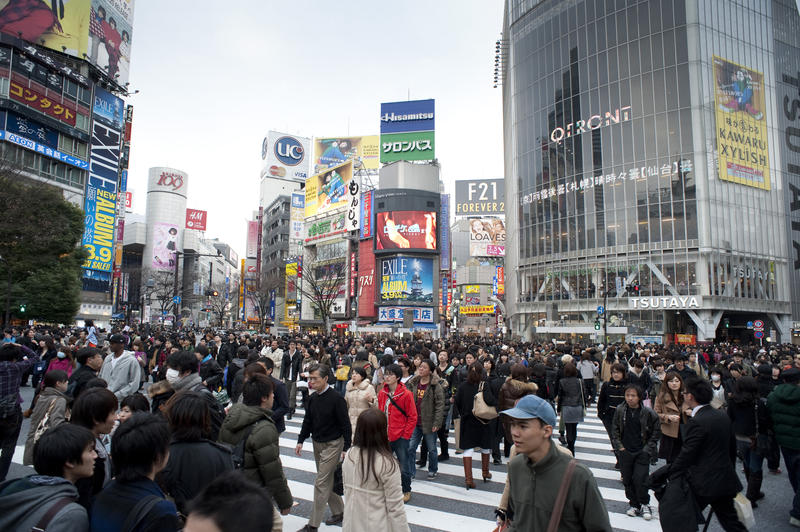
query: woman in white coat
[
  {"left": 345, "top": 367, "right": 376, "bottom": 434},
  {"left": 342, "top": 408, "right": 409, "bottom": 532}
]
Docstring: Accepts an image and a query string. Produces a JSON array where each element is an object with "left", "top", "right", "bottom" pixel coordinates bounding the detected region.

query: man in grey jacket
[
  {"left": 98, "top": 334, "right": 141, "bottom": 401},
  {"left": 0, "top": 423, "right": 97, "bottom": 532}
]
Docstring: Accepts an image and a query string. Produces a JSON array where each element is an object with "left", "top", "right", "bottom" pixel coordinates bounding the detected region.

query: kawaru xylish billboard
[
  {"left": 469, "top": 218, "right": 506, "bottom": 257},
  {"left": 375, "top": 211, "right": 437, "bottom": 251},
  {"left": 304, "top": 160, "right": 353, "bottom": 217},
  {"left": 713, "top": 56, "right": 770, "bottom": 190},
  {"left": 262, "top": 131, "right": 311, "bottom": 182},
  {"left": 314, "top": 135, "right": 379, "bottom": 173},
  {"left": 151, "top": 223, "right": 178, "bottom": 271},
  {"left": 379, "top": 256, "right": 434, "bottom": 304},
  {"left": 455, "top": 179, "right": 505, "bottom": 215}
]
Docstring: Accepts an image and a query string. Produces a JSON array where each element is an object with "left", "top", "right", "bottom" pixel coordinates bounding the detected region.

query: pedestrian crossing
[{"left": 10, "top": 405, "right": 662, "bottom": 532}]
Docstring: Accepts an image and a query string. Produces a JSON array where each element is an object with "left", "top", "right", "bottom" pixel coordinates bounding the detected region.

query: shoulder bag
[
  {"left": 547, "top": 459, "right": 577, "bottom": 532},
  {"left": 33, "top": 399, "right": 58, "bottom": 445},
  {"left": 472, "top": 381, "right": 498, "bottom": 422}
]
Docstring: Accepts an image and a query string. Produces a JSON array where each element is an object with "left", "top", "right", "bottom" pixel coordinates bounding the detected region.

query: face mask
[
  {"left": 711, "top": 374, "right": 721, "bottom": 382},
  {"left": 166, "top": 368, "right": 180, "bottom": 384},
  {"left": 56, "top": 352, "right": 66, "bottom": 359}
]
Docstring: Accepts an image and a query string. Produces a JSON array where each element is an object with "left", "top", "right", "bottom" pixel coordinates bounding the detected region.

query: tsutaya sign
[
  {"left": 629, "top": 296, "right": 702, "bottom": 310},
  {"left": 550, "top": 106, "right": 632, "bottom": 143}
]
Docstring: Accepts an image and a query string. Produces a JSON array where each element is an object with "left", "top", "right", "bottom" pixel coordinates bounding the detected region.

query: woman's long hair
[
  {"left": 657, "top": 370, "right": 683, "bottom": 408},
  {"left": 466, "top": 361, "right": 484, "bottom": 385},
  {"left": 351, "top": 409, "right": 396, "bottom": 485}
]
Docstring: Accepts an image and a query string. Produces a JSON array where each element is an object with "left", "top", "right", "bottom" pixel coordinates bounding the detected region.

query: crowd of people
[{"left": 0, "top": 323, "right": 798, "bottom": 531}]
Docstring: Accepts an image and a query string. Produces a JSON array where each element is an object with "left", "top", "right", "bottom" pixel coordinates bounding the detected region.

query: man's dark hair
[
  {"left": 419, "top": 359, "right": 435, "bottom": 372},
  {"left": 611, "top": 362, "right": 627, "bottom": 374},
  {"left": 242, "top": 374, "right": 274, "bottom": 407},
  {"left": 0, "top": 343, "right": 21, "bottom": 362},
  {"left": 76, "top": 347, "right": 100, "bottom": 366},
  {"left": 111, "top": 413, "right": 171, "bottom": 482},
  {"left": 83, "top": 377, "right": 108, "bottom": 391},
  {"left": 260, "top": 356, "right": 275, "bottom": 371},
  {"left": 187, "top": 471, "right": 274, "bottom": 532},
  {"left": 236, "top": 345, "right": 250, "bottom": 359},
  {"left": 385, "top": 363, "right": 402, "bottom": 380},
  {"left": 43, "top": 370, "right": 69, "bottom": 388},
  {"left": 120, "top": 392, "right": 150, "bottom": 413},
  {"left": 195, "top": 344, "right": 209, "bottom": 358},
  {"left": 684, "top": 376, "right": 713, "bottom": 405},
  {"left": 166, "top": 350, "right": 199, "bottom": 374},
  {"left": 165, "top": 390, "right": 210, "bottom": 441},
  {"left": 33, "top": 423, "right": 94, "bottom": 477},
  {"left": 71, "top": 387, "right": 118, "bottom": 429},
  {"left": 624, "top": 384, "right": 644, "bottom": 400}
]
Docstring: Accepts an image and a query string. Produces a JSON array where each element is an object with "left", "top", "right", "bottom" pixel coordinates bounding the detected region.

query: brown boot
[
  {"left": 463, "top": 456, "right": 476, "bottom": 489},
  {"left": 481, "top": 453, "right": 493, "bottom": 482}
]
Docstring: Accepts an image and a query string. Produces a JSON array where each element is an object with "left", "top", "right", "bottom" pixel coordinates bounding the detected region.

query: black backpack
[{"left": 231, "top": 422, "right": 259, "bottom": 470}]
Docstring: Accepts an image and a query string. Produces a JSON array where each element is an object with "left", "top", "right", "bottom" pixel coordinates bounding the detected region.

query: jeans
[
  {"left": 390, "top": 437, "right": 411, "bottom": 493},
  {"left": 0, "top": 406, "right": 22, "bottom": 481},
  {"left": 736, "top": 440, "right": 763, "bottom": 474},
  {"left": 334, "top": 379, "right": 347, "bottom": 396},
  {"left": 782, "top": 446, "right": 800, "bottom": 520},
  {"left": 408, "top": 427, "right": 438, "bottom": 475},
  {"left": 620, "top": 449, "right": 650, "bottom": 507}
]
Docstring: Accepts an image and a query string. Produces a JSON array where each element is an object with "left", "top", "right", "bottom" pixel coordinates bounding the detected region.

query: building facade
[{"left": 502, "top": 0, "right": 799, "bottom": 342}]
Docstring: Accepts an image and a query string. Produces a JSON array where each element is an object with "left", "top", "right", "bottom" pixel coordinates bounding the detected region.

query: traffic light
[
  {"left": 626, "top": 283, "right": 640, "bottom": 294},
  {"left": 18, "top": 304, "right": 25, "bottom": 313},
  {"left": 723, "top": 317, "right": 730, "bottom": 328},
  {"left": 211, "top": 290, "right": 219, "bottom": 297},
  {"left": 594, "top": 319, "right": 601, "bottom": 330}
]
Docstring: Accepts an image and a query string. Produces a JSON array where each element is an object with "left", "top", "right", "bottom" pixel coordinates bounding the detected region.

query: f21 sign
[{"left": 455, "top": 179, "right": 504, "bottom": 215}]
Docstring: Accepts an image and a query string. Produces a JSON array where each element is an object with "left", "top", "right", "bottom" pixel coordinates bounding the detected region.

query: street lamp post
[
  {"left": 140, "top": 277, "right": 154, "bottom": 325},
  {"left": 0, "top": 255, "right": 9, "bottom": 327}
]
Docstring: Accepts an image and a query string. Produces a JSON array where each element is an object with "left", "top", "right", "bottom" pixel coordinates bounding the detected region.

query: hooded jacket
[
  {"left": 0, "top": 475, "right": 88, "bottom": 532},
  {"left": 405, "top": 373, "right": 445, "bottom": 433},
  {"left": 377, "top": 381, "right": 417, "bottom": 442},
  {"left": 98, "top": 350, "right": 140, "bottom": 401},
  {"left": 218, "top": 403, "right": 293, "bottom": 510},
  {"left": 767, "top": 383, "right": 800, "bottom": 450}
]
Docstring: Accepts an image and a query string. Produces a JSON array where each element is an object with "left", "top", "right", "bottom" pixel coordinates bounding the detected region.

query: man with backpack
[{"left": 220, "top": 374, "right": 293, "bottom": 519}]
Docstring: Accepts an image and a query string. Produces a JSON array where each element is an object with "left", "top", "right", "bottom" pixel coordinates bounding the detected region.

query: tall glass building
[{"left": 502, "top": 0, "right": 800, "bottom": 342}]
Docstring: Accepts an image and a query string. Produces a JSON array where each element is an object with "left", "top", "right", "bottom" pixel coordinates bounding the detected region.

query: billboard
[
  {"left": 88, "top": 0, "right": 135, "bottom": 84},
  {"left": 380, "top": 99, "right": 435, "bottom": 134},
  {"left": 306, "top": 212, "right": 346, "bottom": 242},
  {"left": 358, "top": 239, "right": 376, "bottom": 317},
  {"left": 151, "top": 222, "right": 178, "bottom": 271},
  {"left": 379, "top": 256, "right": 434, "bottom": 304},
  {"left": 460, "top": 305, "right": 496, "bottom": 315},
  {"left": 185, "top": 209, "right": 207, "bottom": 230},
  {"left": 93, "top": 86, "right": 124, "bottom": 131},
  {"left": 313, "top": 135, "right": 380, "bottom": 173},
  {"left": 304, "top": 160, "right": 353, "bottom": 217},
  {"left": 261, "top": 131, "right": 311, "bottom": 183},
  {"left": 246, "top": 220, "right": 259, "bottom": 258},
  {"left": 380, "top": 130, "right": 435, "bottom": 163},
  {"left": 359, "top": 189, "right": 373, "bottom": 240},
  {"left": 5, "top": 110, "right": 57, "bottom": 148},
  {"left": 290, "top": 192, "right": 304, "bottom": 257},
  {"left": 469, "top": 218, "right": 506, "bottom": 256},
  {"left": 375, "top": 211, "right": 437, "bottom": 251},
  {"left": 713, "top": 56, "right": 770, "bottom": 190},
  {"left": 9, "top": 80, "right": 76, "bottom": 126},
  {"left": 346, "top": 175, "right": 360, "bottom": 232},
  {"left": 455, "top": 179, "right": 505, "bottom": 215},
  {"left": 440, "top": 194, "right": 450, "bottom": 268},
  {"left": 378, "top": 306, "right": 435, "bottom": 323}
]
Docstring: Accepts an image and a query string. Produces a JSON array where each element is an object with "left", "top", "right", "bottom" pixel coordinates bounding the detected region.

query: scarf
[{"left": 171, "top": 372, "right": 202, "bottom": 392}]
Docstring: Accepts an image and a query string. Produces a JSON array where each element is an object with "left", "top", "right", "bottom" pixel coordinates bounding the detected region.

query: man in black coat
[
  {"left": 280, "top": 340, "right": 303, "bottom": 419},
  {"left": 670, "top": 376, "right": 747, "bottom": 532},
  {"left": 261, "top": 357, "right": 289, "bottom": 433}
]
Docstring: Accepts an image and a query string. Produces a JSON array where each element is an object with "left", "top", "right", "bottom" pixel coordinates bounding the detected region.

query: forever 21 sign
[{"left": 455, "top": 179, "right": 505, "bottom": 215}]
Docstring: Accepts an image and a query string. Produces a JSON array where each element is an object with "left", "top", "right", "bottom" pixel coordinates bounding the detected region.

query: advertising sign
[
  {"left": 93, "top": 86, "right": 124, "bottom": 131},
  {"left": 455, "top": 179, "right": 505, "bottom": 215},
  {"left": 359, "top": 189, "right": 373, "bottom": 240},
  {"left": 440, "top": 194, "right": 450, "bottom": 268},
  {"left": 304, "top": 160, "right": 353, "bottom": 217},
  {"left": 358, "top": 239, "right": 376, "bottom": 318},
  {"left": 378, "top": 306, "right": 435, "bottom": 323},
  {"left": 0, "top": 130, "right": 87, "bottom": 169},
  {"left": 81, "top": 186, "right": 116, "bottom": 272},
  {"left": 313, "top": 135, "right": 380, "bottom": 173},
  {"left": 713, "top": 56, "right": 770, "bottom": 190},
  {"left": 379, "top": 256, "right": 434, "bottom": 304},
  {"left": 375, "top": 211, "right": 437, "bottom": 251},
  {"left": 496, "top": 266, "right": 505, "bottom": 296},
  {"left": 305, "top": 212, "right": 346, "bottom": 242},
  {"left": 89, "top": 0, "right": 136, "bottom": 85},
  {"left": 245, "top": 221, "right": 259, "bottom": 258},
  {"left": 262, "top": 131, "right": 311, "bottom": 183},
  {"left": 346, "top": 175, "right": 361, "bottom": 232},
  {"left": 151, "top": 222, "right": 178, "bottom": 271},
  {"left": 469, "top": 218, "right": 506, "bottom": 256},
  {"left": 9, "top": 80, "right": 76, "bottom": 125},
  {"left": 380, "top": 130, "right": 435, "bottom": 163},
  {"left": 5, "top": 111, "right": 58, "bottom": 148},
  {"left": 124, "top": 191, "right": 132, "bottom": 209},
  {"left": 185, "top": 209, "right": 207, "bottom": 230},
  {"left": 464, "top": 285, "right": 480, "bottom": 294},
  {"left": 380, "top": 99, "right": 435, "bottom": 134},
  {"left": 460, "top": 305, "right": 496, "bottom": 315},
  {"left": 0, "top": 0, "right": 91, "bottom": 64}
]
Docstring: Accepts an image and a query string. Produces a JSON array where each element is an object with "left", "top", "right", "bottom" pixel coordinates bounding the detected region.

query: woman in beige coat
[
  {"left": 343, "top": 408, "right": 409, "bottom": 532},
  {"left": 345, "top": 367, "right": 376, "bottom": 434}
]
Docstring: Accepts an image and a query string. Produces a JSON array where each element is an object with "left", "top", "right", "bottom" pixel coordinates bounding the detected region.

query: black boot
[
  {"left": 417, "top": 439, "right": 428, "bottom": 467},
  {"left": 438, "top": 430, "right": 449, "bottom": 461},
  {"left": 746, "top": 470, "right": 765, "bottom": 507}
]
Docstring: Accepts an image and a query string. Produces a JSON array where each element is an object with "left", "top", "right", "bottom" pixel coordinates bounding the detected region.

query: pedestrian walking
[
  {"left": 654, "top": 371, "right": 688, "bottom": 463},
  {"left": 0, "top": 342, "right": 39, "bottom": 480},
  {"left": 97, "top": 334, "right": 140, "bottom": 402},
  {"left": 454, "top": 361, "right": 496, "bottom": 489},
  {"left": 22, "top": 370, "right": 69, "bottom": 465},
  {"left": 556, "top": 362, "right": 584, "bottom": 456},
  {"left": 69, "top": 387, "right": 117, "bottom": 509},
  {"left": 281, "top": 340, "right": 303, "bottom": 419},
  {"left": 498, "top": 363, "right": 538, "bottom": 458},
  {"left": 766, "top": 367, "right": 800, "bottom": 528},
  {"left": 345, "top": 366, "right": 376, "bottom": 435},
  {"left": 597, "top": 362, "right": 628, "bottom": 468},
  {"left": 727, "top": 376, "right": 769, "bottom": 508},
  {"left": 377, "top": 363, "right": 417, "bottom": 502},
  {"left": 406, "top": 359, "right": 445, "bottom": 479}
]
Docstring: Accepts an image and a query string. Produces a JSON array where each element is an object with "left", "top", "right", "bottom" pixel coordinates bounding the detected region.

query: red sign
[
  {"left": 497, "top": 266, "right": 505, "bottom": 296},
  {"left": 9, "top": 80, "right": 76, "bottom": 126},
  {"left": 124, "top": 191, "right": 132, "bottom": 209},
  {"left": 361, "top": 190, "right": 373, "bottom": 239},
  {"left": 358, "top": 240, "right": 376, "bottom": 317},
  {"left": 375, "top": 211, "right": 437, "bottom": 251},
  {"left": 185, "top": 208, "right": 208, "bottom": 231},
  {"left": 157, "top": 171, "right": 184, "bottom": 191}
]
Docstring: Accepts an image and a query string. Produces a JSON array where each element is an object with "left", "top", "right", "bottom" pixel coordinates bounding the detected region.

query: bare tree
[
  {"left": 297, "top": 258, "right": 347, "bottom": 333},
  {"left": 246, "top": 273, "right": 282, "bottom": 332},
  {"left": 143, "top": 268, "right": 175, "bottom": 320},
  {"left": 206, "top": 283, "right": 230, "bottom": 326}
]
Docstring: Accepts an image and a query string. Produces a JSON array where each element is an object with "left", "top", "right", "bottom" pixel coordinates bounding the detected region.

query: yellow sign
[
  {"left": 464, "top": 285, "right": 480, "bottom": 293},
  {"left": 460, "top": 305, "right": 495, "bottom": 315},
  {"left": 713, "top": 56, "right": 770, "bottom": 190},
  {"left": 305, "top": 160, "right": 353, "bottom": 218},
  {"left": 313, "top": 135, "right": 380, "bottom": 173}
]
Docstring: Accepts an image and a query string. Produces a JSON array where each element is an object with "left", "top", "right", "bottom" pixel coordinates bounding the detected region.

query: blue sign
[
  {"left": 0, "top": 130, "right": 88, "bottom": 169},
  {"left": 274, "top": 136, "right": 305, "bottom": 166},
  {"left": 754, "top": 330, "right": 764, "bottom": 339},
  {"left": 440, "top": 194, "right": 450, "bottom": 268},
  {"left": 380, "top": 99, "right": 435, "bottom": 134},
  {"left": 269, "top": 289, "right": 276, "bottom": 321},
  {"left": 291, "top": 192, "right": 305, "bottom": 209},
  {"left": 6, "top": 111, "right": 58, "bottom": 148},
  {"left": 379, "top": 256, "right": 434, "bottom": 304},
  {"left": 597, "top": 305, "right": 605, "bottom": 316},
  {"left": 377, "top": 306, "right": 435, "bottom": 323},
  {"left": 120, "top": 169, "right": 128, "bottom": 193},
  {"left": 172, "top": 296, "right": 181, "bottom": 304},
  {"left": 93, "top": 87, "right": 124, "bottom": 131},
  {"left": 746, "top": 321, "right": 753, "bottom": 329},
  {"left": 81, "top": 185, "right": 117, "bottom": 272}
]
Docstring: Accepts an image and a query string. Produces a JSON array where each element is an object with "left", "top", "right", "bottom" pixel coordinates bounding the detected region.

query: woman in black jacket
[
  {"left": 727, "top": 376, "right": 770, "bottom": 507},
  {"left": 597, "top": 362, "right": 628, "bottom": 468},
  {"left": 454, "top": 361, "right": 496, "bottom": 489},
  {"left": 482, "top": 356, "right": 505, "bottom": 464}
]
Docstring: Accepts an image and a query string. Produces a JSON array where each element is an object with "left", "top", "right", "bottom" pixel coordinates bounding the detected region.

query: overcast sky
[{"left": 125, "top": 0, "right": 504, "bottom": 257}]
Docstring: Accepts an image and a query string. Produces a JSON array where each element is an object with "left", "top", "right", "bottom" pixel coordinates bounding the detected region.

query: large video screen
[
  {"left": 375, "top": 211, "right": 436, "bottom": 251},
  {"left": 379, "top": 256, "right": 434, "bottom": 304}
]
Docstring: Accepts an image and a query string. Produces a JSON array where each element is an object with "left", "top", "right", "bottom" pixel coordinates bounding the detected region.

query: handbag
[
  {"left": 472, "top": 381, "right": 498, "bottom": 422},
  {"left": 33, "top": 399, "right": 58, "bottom": 444},
  {"left": 335, "top": 365, "right": 351, "bottom": 381},
  {"left": 733, "top": 492, "right": 755, "bottom": 529}
]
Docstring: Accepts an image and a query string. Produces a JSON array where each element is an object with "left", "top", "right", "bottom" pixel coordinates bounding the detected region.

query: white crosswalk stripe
[{"left": 10, "top": 405, "right": 661, "bottom": 531}]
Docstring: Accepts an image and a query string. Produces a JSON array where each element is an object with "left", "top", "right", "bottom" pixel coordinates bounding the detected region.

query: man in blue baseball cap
[{"left": 500, "top": 394, "right": 611, "bottom": 532}]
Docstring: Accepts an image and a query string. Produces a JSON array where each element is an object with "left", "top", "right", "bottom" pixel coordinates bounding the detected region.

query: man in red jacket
[{"left": 377, "top": 363, "right": 417, "bottom": 502}]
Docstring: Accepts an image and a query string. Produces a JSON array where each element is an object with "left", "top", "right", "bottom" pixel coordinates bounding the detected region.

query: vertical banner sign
[
  {"left": 350, "top": 251, "right": 356, "bottom": 297},
  {"left": 497, "top": 266, "right": 505, "bottom": 296},
  {"left": 441, "top": 272, "right": 448, "bottom": 315},
  {"left": 359, "top": 189, "right": 373, "bottom": 239},
  {"left": 269, "top": 289, "right": 276, "bottom": 321},
  {"left": 256, "top": 207, "right": 263, "bottom": 276},
  {"left": 358, "top": 239, "right": 376, "bottom": 317},
  {"left": 246, "top": 221, "right": 259, "bottom": 258},
  {"left": 440, "top": 194, "right": 450, "bottom": 269},
  {"left": 713, "top": 56, "right": 770, "bottom": 190},
  {"left": 347, "top": 176, "right": 361, "bottom": 232}
]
